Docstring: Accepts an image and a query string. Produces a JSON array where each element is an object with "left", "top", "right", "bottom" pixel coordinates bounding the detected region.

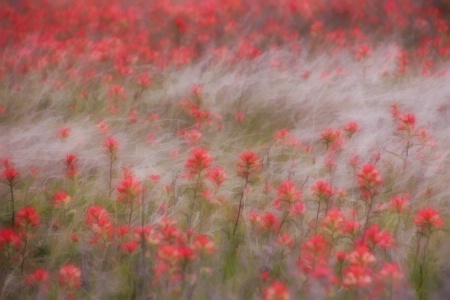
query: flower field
[{"left": 1, "top": 1, "right": 450, "bottom": 299}]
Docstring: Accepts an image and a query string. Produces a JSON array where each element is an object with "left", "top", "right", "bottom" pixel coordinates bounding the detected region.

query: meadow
[{"left": 1, "top": 1, "right": 450, "bottom": 299}]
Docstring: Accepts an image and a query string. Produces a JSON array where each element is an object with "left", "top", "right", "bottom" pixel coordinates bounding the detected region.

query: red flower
[
  {"left": 397, "top": 113, "right": 416, "bottom": 131},
  {"left": 24, "top": 269, "right": 49, "bottom": 286},
  {"left": 237, "top": 151, "right": 260, "bottom": 178},
  {"left": 276, "top": 181, "right": 301, "bottom": 204},
  {"left": 262, "top": 281, "right": 290, "bottom": 300},
  {"left": 342, "top": 264, "right": 372, "bottom": 287},
  {"left": 0, "top": 228, "right": 22, "bottom": 251},
  {"left": 273, "top": 128, "right": 290, "bottom": 142},
  {"left": 414, "top": 207, "right": 444, "bottom": 234},
  {"left": 390, "top": 194, "right": 409, "bottom": 213},
  {"left": 192, "top": 234, "right": 215, "bottom": 255},
  {"left": 206, "top": 166, "right": 227, "bottom": 188},
  {"left": 320, "top": 128, "right": 344, "bottom": 150},
  {"left": 107, "top": 84, "right": 126, "bottom": 100},
  {"left": 185, "top": 147, "right": 213, "bottom": 176},
  {"left": 356, "top": 164, "right": 383, "bottom": 198},
  {"left": 85, "top": 206, "right": 114, "bottom": 242},
  {"left": 343, "top": 121, "right": 359, "bottom": 137},
  {"left": 1, "top": 168, "right": 19, "bottom": 186},
  {"left": 311, "top": 180, "right": 334, "bottom": 200},
  {"left": 16, "top": 206, "right": 40, "bottom": 229},
  {"left": 64, "top": 154, "right": 78, "bottom": 179},
  {"left": 53, "top": 191, "right": 72, "bottom": 208},
  {"left": 58, "top": 264, "right": 81, "bottom": 289},
  {"left": 103, "top": 136, "right": 119, "bottom": 157},
  {"left": 356, "top": 45, "right": 371, "bottom": 61},
  {"left": 117, "top": 175, "right": 142, "bottom": 202},
  {"left": 362, "top": 224, "right": 394, "bottom": 249},
  {"left": 120, "top": 241, "right": 140, "bottom": 254},
  {"left": 57, "top": 127, "right": 71, "bottom": 139}
]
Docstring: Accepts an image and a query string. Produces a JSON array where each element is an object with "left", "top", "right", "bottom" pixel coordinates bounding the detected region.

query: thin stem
[
  {"left": 412, "top": 232, "right": 422, "bottom": 277},
  {"left": 232, "top": 175, "right": 249, "bottom": 237},
  {"left": 20, "top": 233, "right": 28, "bottom": 274},
  {"left": 403, "top": 139, "right": 410, "bottom": 170},
  {"left": 10, "top": 184, "right": 15, "bottom": 227},
  {"left": 128, "top": 201, "right": 134, "bottom": 226},
  {"left": 315, "top": 200, "right": 321, "bottom": 233},
  {"left": 188, "top": 174, "right": 202, "bottom": 228},
  {"left": 361, "top": 194, "right": 374, "bottom": 243},
  {"left": 277, "top": 210, "right": 290, "bottom": 235},
  {"left": 108, "top": 155, "right": 114, "bottom": 199},
  {"left": 393, "top": 213, "right": 402, "bottom": 239}
]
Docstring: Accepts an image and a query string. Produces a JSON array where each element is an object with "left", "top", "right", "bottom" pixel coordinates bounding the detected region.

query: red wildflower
[
  {"left": 24, "top": 269, "right": 49, "bottom": 286},
  {"left": 397, "top": 113, "right": 416, "bottom": 131},
  {"left": 57, "top": 127, "right": 71, "bottom": 139},
  {"left": 356, "top": 164, "right": 383, "bottom": 198},
  {"left": 342, "top": 264, "right": 372, "bottom": 287},
  {"left": 117, "top": 175, "right": 142, "bottom": 203},
  {"left": 53, "top": 191, "right": 72, "bottom": 208},
  {"left": 321, "top": 128, "right": 344, "bottom": 150},
  {"left": 302, "top": 235, "right": 329, "bottom": 257},
  {"left": 1, "top": 168, "right": 19, "bottom": 186},
  {"left": 85, "top": 206, "right": 113, "bottom": 235},
  {"left": 64, "top": 154, "right": 78, "bottom": 179},
  {"left": 103, "top": 136, "right": 119, "bottom": 157},
  {"left": 58, "top": 264, "right": 81, "bottom": 289},
  {"left": 206, "top": 166, "right": 227, "bottom": 188},
  {"left": 16, "top": 206, "right": 40, "bottom": 229},
  {"left": 192, "top": 234, "right": 215, "bottom": 255},
  {"left": 312, "top": 180, "right": 334, "bottom": 200},
  {"left": 321, "top": 208, "right": 345, "bottom": 234},
  {"left": 237, "top": 151, "right": 261, "bottom": 178},
  {"left": 414, "top": 207, "right": 444, "bottom": 234},
  {"left": 185, "top": 147, "right": 213, "bottom": 176},
  {"left": 273, "top": 128, "right": 290, "bottom": 142},
  {"left": 343, "top": 121, "right": 359, "bottom": 137},
  {"left": 137, "top": 75, "right": 151, "bottom": 88},
  {"left": 235, "top": 111, "right": 245, "bottom": 121},
  {"left": 0, "top": 228, "right": 22, "bottom": 251},
  {"left": 273, "top": 181, "right": 303, "bottom": 213},
  {"left": 107, "top": 84, "right": 126, "bottom": 100},
  {"left": 262, "top": 281, "right": 290, "bottom": 300},
  {"left": 362, "top": 224, "right": 394, "bottom": 249},
  {"left": 347, "top": 246, "right": 376, "bottom": 267},
  {"left": 390, "top": 194, "right": 409, "bottom": 213},
  {"left": 356, "top": 45, "right": 371, "bottom": 61},
  {"left": 120, "top": 240, "right": 140, "bottom": 254}
]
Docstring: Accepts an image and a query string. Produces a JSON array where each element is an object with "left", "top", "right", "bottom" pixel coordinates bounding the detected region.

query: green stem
[
  {"left": 188, "top": 174, "right": 202, "bottom": 228},
  {"left": 315, "top": 200, "right": 321, "bottom": 233},
  {"left": 128, "top": 201, "right": 134, "bottom": 226},
  {"left": 277, "top": 210, "right": 290, "bottom": 235},
  {"left": 20, "top": 233, "right": 28, "bottom": 274},
  {"left": 10, "top": 185, "right": 15, "bottom": 227},
  {"left": 108, "top": 155, "right": 114, "bottom": 199},
  {"left": 232, "top": 175, "right": 249, "bottom": 237},
  {"left": 361, "top": 194, "right": 374, "bottom": 243}
]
